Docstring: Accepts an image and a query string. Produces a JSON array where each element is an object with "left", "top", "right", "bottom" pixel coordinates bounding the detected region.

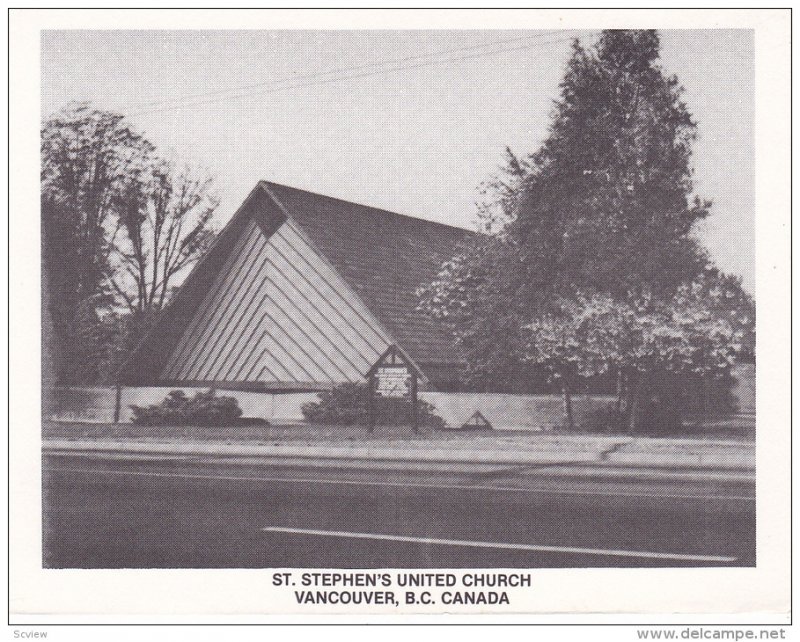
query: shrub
[
  {"left": 130, "top": 388, "right": 243, "bottom": 426},
  {"left": 301, "top": 382, "right": 446, "bottom": 429}
]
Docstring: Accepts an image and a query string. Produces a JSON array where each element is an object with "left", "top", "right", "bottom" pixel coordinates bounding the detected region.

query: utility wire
[
  {"left": 133, "top": 30, "right": 584, "bottom": 112},
  {"left": 130, "top": 33, "right": 585, "bottom": 117}
]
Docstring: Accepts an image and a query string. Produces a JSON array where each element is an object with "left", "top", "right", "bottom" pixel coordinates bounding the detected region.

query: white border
[{"left": 8, "top": 7, "right": 791, "bottom": 623}]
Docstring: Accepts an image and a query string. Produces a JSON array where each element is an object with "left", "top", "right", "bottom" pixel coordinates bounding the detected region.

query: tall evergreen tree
[
  {"left": 510, "top": 29, "right": 709, "bottom": 306},
  {"left": 420, "top": 30, "right": 714, "bottom": 395}
]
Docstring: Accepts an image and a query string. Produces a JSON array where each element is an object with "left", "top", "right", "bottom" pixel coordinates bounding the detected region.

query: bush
[
  {"left": 130, "top": 389, "right": 243, "bottom": 426},
  {"left": 301, "top": 382, "right": 446, "bottom": 429}
]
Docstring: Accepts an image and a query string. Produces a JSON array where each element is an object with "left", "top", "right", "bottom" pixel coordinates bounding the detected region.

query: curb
[{"left": 42, "top": 439, "right": 755, "bottom": 474}]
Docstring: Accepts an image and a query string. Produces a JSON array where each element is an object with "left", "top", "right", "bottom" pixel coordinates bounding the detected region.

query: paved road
[{"left": 42, "top": 453, "right": 755, "bottom": 569}]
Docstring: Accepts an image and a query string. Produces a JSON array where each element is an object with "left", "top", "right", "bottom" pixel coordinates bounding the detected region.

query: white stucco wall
[
  {"left": 45, "top": 386, "right": 612, "bottom": 429},
  {"left": 45, "top": 386, "right": 319, "bottom": 424}
]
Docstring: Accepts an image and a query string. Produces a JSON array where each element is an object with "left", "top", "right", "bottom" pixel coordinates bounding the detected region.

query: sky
[{"left": 41, "top": 29, "right": 754, "bottom": 293}]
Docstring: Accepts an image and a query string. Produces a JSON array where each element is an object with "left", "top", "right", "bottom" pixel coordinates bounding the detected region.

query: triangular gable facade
[{"left": 121, "top": 182, "right": 472, "bottom": 391}]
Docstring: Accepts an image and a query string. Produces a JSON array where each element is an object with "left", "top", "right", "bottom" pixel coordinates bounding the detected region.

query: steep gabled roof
[
  {"left": 261, "top": 182, "right": 474, "bottom": 366},
  {"left": 121, "top": 182, "right": 473, "bottom": 388}
]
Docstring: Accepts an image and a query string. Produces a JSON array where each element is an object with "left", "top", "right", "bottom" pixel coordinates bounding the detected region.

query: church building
[{"left": 121, "top": 181, "right": 472, "bottom": 392}]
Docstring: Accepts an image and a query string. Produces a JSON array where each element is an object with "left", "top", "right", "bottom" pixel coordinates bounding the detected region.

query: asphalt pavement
[{"left": 42, "top": 452, "right": 756, "bottom": 569}]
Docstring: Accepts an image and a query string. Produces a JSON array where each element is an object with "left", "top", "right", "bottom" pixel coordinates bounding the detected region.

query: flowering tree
[
  {"left": 523, "top": 275, "right": 751, "bottom": 432},
  {"left": 417, "top": 238, "right": 551, "bottom": 392}
]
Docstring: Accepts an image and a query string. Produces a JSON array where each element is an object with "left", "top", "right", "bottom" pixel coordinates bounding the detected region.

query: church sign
[
  {"left": 374, "top": 364, "right": 412, "bottom": 399},
  {"left": 366, "top": 345, "right": 424, "bottom": 432}
]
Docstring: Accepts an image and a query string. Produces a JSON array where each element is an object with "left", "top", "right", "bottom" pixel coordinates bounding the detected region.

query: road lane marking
[
  {"left": 260, "top": 526, "right": 738, "bottom": 563},
  {"left": 43, "top": 466, "right": 756, "bottom": 502}
]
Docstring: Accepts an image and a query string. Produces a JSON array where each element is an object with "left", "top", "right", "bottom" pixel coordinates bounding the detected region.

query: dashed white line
[
  {"left": 43, "top": 467, "right": 756, "bottom": 501},
  {"left": 261, "top": 526, "right": 738, "bottom": 562}
]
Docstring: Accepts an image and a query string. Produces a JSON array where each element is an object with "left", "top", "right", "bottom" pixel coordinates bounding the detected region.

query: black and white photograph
[{"left": 9, "top": 6, "right": 791, "bottom": 626}]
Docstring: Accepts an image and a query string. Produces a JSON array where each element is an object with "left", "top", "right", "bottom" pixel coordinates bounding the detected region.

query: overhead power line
[
  {"left": 133, "top": 30, "right": 583, "bottom": 112},
  {"left": 130, "top": 32, "right": 586, "bottom": 117}
]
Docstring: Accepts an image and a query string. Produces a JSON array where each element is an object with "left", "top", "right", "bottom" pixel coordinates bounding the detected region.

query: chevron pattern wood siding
[{"left": 160, "top": 218, "right": 392, "bottom": 386}]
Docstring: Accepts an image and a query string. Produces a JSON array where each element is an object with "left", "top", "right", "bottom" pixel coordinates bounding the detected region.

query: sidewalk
[{"left": 42, "top": 432, "right": 755, "bottom": 476}]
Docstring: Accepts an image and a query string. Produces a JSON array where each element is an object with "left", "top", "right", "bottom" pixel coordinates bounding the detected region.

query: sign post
[{"left": 366, "top": 345, "right": 424, "bottom": 433}]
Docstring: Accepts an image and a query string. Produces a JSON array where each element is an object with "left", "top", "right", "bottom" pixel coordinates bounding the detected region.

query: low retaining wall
[
  {"left": 44, "top": 386, "right": 612, "bottom": 430},
  {"left": 44, "top": 387, "right": 318, "bottom": 424},
  {"left": 422, "top": 392, "right": 614, "bottom": 430}
]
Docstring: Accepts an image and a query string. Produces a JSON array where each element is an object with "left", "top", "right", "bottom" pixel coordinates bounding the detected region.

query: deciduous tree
[
  {"left": 111, "top": 160, "right": 218, "bottom": 314},
  {"left": 41, "top": 103, "right": 154, "bottom": 383},
  {"left": 42, "top": 102, "right": 219, "bottom": 384}
]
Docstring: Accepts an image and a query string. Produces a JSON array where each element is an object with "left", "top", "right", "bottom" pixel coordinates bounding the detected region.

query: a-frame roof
[{"left": 121, "top": 182, "right": 473, "bottom": 388}]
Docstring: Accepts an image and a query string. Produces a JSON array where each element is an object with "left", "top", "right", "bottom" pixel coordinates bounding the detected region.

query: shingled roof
[{"left": 261, "top": 182, "right": 474, "bottom": 367}]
